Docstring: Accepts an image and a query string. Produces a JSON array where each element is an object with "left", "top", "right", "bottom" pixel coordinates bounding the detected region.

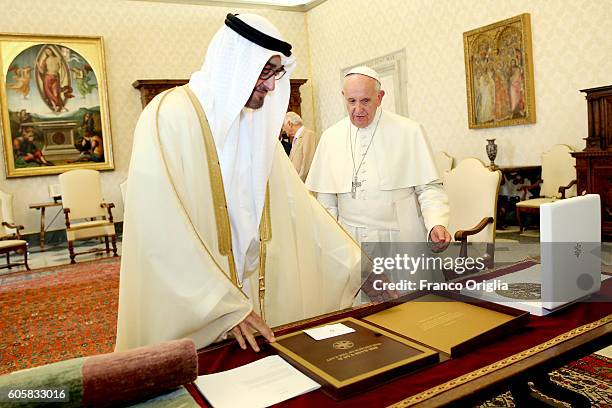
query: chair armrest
[
  {"left": 454, "top": 217, "right": 494, "bottom": 242},
  {"left": 1, "top": 221, "right": 24, "bottom": 230},
  {"left": 63, "top": 208, "right": 72, "bottom": 229},
  {"left": 558, "top": 179, "right": 577, "bottom": 199},
  {"left": 455, "top": 217, "right": 494, "bottom": 260},
  {"left": 101, "top": 202, "right": 115, "bottom": 223},
  {"left": 444, "top": 218, "right": 495, "bottom": 281},
  {"left": 2, "top": 221, "right": 24, "bottom": 239}
]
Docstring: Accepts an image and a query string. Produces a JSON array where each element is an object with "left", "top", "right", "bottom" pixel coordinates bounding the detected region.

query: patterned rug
[
  {"left": 546, "top": 355, "right": 612, "bottom": 406},
  {"left": 479, "top": 354, "right": 612, "bottom": 407},
  {"left": 0, "top": 259, "right": 610, "bottom": 407},
  {"left": 0, "top": 258, "right": 119, "bottom": 374}
]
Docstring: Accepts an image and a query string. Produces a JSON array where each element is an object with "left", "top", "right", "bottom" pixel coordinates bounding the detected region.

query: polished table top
[{"left": 29, "top": 201, "right": 62, "bottom": 209}]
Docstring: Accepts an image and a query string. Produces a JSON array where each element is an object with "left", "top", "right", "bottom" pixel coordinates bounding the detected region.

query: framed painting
[
  {"left": 0, "top": 34, "right": 113, "bottom": 177},
  {"left": 463, "top": 13, "right": 536, "bottom": 129}
]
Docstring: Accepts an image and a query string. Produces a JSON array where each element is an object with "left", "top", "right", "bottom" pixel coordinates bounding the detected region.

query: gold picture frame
[
  {"left": 0, "top": 33, "right": 113, "bottom": 177},
  {"left": 463, "top": 13, "right": 536, "bottom": 129}
]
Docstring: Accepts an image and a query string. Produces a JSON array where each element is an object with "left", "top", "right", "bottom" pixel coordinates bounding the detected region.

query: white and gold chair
[
  {"left": 443, "top": 158, "right": 501, "bottom": 277},
  {"left": 434, "top": 151, "right": 454, "bottom": 179},
  {"left": 515, "top": 144, "right": 576, "bottom": 232},
  {"left": 0, "top": 190, "right": 19, "bottom": 239},
  {"left": 59, "top": 169, "right": 118, "bottom": 264},
  {"left": 0, "top": 191, "right": 30, "bottom": 271}
]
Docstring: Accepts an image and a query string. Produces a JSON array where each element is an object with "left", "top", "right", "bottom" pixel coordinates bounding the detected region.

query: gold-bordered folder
[
  {"left": 364, "top": 293, "right": 527, "bottom": 357},
  {"left": 270, "top": 317, "right": 439, "bottom": 400}
]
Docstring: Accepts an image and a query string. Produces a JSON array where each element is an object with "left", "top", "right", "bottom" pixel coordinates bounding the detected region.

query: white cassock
[{"left": 306, "top": 109, "right": 450, "bottom": 245}]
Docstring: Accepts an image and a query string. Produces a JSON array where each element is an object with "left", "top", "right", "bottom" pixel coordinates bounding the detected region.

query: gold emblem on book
[
  {"left": 495, "top": 282, "right": 541, "bottom": 300},
  {"left": 333, "top": 340, "right": 354, "bottom": 350}
]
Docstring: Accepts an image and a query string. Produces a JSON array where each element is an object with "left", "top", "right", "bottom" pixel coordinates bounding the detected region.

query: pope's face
[
  {"left": 342, "top": 74, "right": 384, "bottom": 128},
  {"left": 245, "top": 56, "right": 283, "bottom": 109}
]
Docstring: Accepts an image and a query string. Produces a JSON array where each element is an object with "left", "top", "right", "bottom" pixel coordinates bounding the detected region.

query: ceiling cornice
[{"left": 127, "top": 0, "right": 326, "bottom": 12}]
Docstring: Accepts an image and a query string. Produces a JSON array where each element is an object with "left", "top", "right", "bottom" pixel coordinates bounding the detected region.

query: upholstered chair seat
[{"left": 515, "top": 145, "right": 576, "bottom": 232}]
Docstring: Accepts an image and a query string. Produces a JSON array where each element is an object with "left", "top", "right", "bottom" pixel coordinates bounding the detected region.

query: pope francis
[{"left": 306, "top": 66, "right": 451, "bottom": 245}]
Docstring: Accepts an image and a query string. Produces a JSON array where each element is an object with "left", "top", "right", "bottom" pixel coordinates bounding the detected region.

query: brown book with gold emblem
[
  {"left": 270, "top": 317, "right": 439, "bottom": 400},
  {"left": 270, "top": 292, "right": 528, "bottom": 399}
]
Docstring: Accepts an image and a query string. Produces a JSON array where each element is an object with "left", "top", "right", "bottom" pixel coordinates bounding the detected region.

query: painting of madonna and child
[
  {"left": 0, "top": 35, "right": 113, "bottom": 177},
  {"left": 463, "top": 13, "right": 536, "bottom": 129}
]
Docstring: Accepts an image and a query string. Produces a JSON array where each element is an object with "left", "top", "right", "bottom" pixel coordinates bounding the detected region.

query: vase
[{"left": 486, "top": 139, "right": 498, "bottom": 169}]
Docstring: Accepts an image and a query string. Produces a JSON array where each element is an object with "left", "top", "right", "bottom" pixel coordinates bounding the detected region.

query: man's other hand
[
  {"left": 429, "top": 225, "right": 451, "bottom": 253},
  {"left": 230, "top": 311, "right": 275, "bottom": 352}
]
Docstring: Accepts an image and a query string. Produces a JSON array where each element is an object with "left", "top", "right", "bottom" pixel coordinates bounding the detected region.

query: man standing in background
[{"left": 283, "top": 111, "right": 320, "bottom": 181}]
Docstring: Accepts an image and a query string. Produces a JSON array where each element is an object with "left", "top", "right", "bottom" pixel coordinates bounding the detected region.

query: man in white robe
[
  {"left": 306, "top": 67, "right": 451, "bottom": 248},
  {"left": 116, "top": 14, "right": 364, "bottom": 353}
]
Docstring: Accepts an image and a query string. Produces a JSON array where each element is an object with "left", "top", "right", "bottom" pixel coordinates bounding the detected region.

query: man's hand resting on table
[{"left": 230, "top": 311, "right": 275, "bottom": 352}]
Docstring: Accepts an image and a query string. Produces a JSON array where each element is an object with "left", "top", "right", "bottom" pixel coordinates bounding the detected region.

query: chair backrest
[
  {"left": 59, "top": 169, "right": 106, "bottom": 219},
  {"left": 444, "top": 158, "right": 501, "bottom": 243},
  {"left": 0, "top": 190, "right": 16, "bottom": 238},
  {"left": 540, "top": 144, "right": 576, "bottom": 198},
  {"left": 434, "top": 151, "right": 453, "bottom": 179}
]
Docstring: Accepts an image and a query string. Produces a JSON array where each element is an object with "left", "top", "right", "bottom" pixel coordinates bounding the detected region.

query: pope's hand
[
  {"left": 230, "top": 311, "right": 275, "bottom": 352},
  {"left": 429, "top": 225, "right": 451, "bottom": 253}
]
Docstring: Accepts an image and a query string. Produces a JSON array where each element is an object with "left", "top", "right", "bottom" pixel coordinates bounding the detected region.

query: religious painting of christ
[
  {"left": 463, "top": 13, "right": 536, "bottom": 129},
  {"left": 0, "top": 34, "right": 113, "bottom": 177}
]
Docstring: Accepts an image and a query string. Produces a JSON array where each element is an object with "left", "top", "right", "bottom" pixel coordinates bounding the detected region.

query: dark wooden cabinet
[
  {"left": 131, "top": 79, "right": 188, "bottom": 109},
  {"left": 132, "top": 78, "right": 307, "bottom": 115},
  {"left": 571, "top": 85, "right": 612, "bottom": 240}
]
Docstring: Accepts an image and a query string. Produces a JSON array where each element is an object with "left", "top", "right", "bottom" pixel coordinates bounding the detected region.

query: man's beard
[
  {"left": 245, "top": 96, "right": 264, "bottom": 109},
  {"left": 245, "top": 86, "right": 267, "bottom": 109}
]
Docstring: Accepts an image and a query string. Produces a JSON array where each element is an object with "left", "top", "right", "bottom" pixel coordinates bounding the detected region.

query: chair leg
[
  {"left": 516, "top": 207, "right": 524, "bottom": 233},
  {"left": 6, "top": 252, "right": 10, "bottom": 269},
  {"left": 105, "top": 236, "right": 110, "bottom": 254},
  {"left": 23, "top": 245, "right": 31, "bottom": 271},
  {"left": 68, "top": 241, "right": 76, "bottom": 264},
  {"left": 111, "top": 234, "right": 118, "bottom": 257}
]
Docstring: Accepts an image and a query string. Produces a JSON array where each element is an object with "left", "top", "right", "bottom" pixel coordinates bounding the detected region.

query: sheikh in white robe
[{"left": 116, "top": 87, "right": 363, "bottom": 351}]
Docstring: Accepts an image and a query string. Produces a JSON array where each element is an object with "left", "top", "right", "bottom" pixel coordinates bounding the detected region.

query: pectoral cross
[{"left": 351, "top": 176, "right": 362, "bottom": 199}]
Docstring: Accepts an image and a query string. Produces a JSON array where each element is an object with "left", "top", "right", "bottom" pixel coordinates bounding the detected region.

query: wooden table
[
  {"left": 28, "top": 202, "right": 63, "bottom": 251},
  {"left": 192, "top": 265, "right": 611, "bottom": 407}
]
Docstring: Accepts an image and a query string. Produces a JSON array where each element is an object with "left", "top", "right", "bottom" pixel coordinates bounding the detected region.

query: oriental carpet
[{"left": 0, "top": 258, "right": 119, "bottom": 374}]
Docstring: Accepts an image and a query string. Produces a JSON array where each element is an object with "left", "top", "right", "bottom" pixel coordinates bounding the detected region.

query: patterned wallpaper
[
  {"left": 0, "top": 0, "right": 312, "bottom": 233},
  {"left": 306, "top": 0, "right": 612, "bottom": 165}
]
